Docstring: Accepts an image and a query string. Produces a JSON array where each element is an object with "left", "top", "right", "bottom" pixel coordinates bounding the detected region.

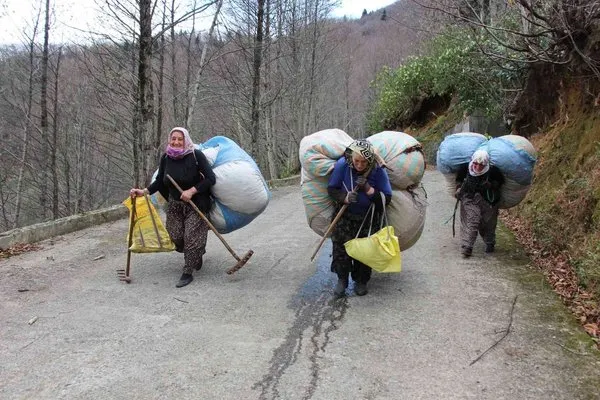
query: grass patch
[{"left": 407, "top": 106, "right": 463, "bottom": 165}]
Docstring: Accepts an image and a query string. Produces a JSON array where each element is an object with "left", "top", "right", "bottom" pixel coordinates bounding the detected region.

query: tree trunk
[
  {"left": 170, "top": 0, "right": 181, "bottom": 123},
  {"left": 250, "top": 0, "right": 265, "bottom": 170},
  {"left": 40, "top": 0, "right": 51, "bottom": 219},
  {"left": 156, "top": 1, "right": 167, "bottom": 164},
  {"left": 304, "top": 0, "right": 320, "bottom": 137},
  {"left": 51, "top": 47, "right": 62, "bottom": 219},
  {"left": 263, "top": 0, "right": 276, "bottom": 180},
  {"left": 14, "top": 29, "right": 38, "bottom": 228},
  {"left": 138, "top": 0, "right": 154, "bottom": 185},
  {"left": 187, "top": 0, "right": 223, "bottom": 130}
]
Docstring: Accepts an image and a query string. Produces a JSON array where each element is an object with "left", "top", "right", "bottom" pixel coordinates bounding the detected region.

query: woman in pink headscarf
[
  {"left": 455, "top": 149, "right": 504, "bottom": 258},
  {"left": 130, "top": 127, "right": 216, "bottom": 288}
]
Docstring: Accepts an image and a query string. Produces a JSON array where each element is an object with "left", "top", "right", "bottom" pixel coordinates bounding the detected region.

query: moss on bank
[{"left": 494, "top": 223, "right": 600, "bottom": 397}]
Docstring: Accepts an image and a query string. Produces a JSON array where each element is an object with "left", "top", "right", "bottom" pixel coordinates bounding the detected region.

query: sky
[{"left": 0, "top": 0, "right": 398, "bottom": 45}]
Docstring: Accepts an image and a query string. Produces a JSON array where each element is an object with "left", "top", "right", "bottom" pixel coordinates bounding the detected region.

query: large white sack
[
  {"left": 201, "top": 136, "right": 270, "bottom": 233},
  {"left": 299, "top": 129, "right": 353, "bottom": 181},
  {"left": 301, "top": 176, "right": 335, "bottom": 237},
  {"left": 387, "top": 186, "right": 427, "bottom": 251},
  {"left": 367, "top": 131, "right": 425, "bottom": 190},
  {"left": 441, "top": 172, "right": 459, "bottom": 197},
  {"left": 499, "top": 178, "right": 532, "bottom": 209}
]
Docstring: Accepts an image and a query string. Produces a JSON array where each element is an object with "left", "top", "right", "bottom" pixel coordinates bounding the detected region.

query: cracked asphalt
[{"left": 1, "top": 171, "right": 599, "bottom": 400}]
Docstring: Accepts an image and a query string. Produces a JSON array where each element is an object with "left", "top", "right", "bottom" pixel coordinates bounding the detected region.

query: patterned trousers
[
  {"left": 166, "top": 201, "right": 209, "bottom": 274},
  {"left": 459, "top": 193, "right": 499, "bottom": 252},
  {"left": 330, "top": 210, "right": 377, "bottom": 284}
]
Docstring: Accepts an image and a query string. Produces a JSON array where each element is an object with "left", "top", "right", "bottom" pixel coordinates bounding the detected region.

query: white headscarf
[{"left": 468, "top": 149, "right": 490, "bottom": 176}]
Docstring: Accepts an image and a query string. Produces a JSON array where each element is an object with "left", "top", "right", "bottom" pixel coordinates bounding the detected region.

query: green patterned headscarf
[{"left": 344, "top": 139, "right": 376, "bottom": 168}]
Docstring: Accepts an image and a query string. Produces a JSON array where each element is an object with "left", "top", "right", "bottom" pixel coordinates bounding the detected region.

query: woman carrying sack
[
  {"left": 455, "top": 149, "right": 504, "bottom": 258},
  {"left": 327, "top": 140, "right": 393, "bottom": 297},
  {"left": 130, "top": 127, "right": 216, "bottom": 288}
]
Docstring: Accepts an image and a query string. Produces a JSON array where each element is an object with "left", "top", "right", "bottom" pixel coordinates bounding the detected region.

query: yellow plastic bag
[
  {"left": 122, "top": 196, "right": 175, "bottom": 253},
  {"left": 344, "top": 225, "right": 401, "bottom": 273}
]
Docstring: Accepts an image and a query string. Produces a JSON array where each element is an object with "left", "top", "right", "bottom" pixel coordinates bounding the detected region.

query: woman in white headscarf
[
  {"left": 455, "top": 149, "right": 504, "bottom": 257},
  {"left": 130, "top": 127, "right": 216, "bottom": 287}
]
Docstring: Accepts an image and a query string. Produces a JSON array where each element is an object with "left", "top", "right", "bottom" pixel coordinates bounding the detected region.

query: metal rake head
[{"left": 116, "top": 269, "right": 131, "bottom": 283}]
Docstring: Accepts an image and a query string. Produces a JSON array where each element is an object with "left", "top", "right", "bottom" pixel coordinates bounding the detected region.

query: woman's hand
[
  {"left": 454, "top": 187, "right": 461, "bottom": 199},
  {"left": 180, "top": 187, "right": 198, "bottom": 202},
  {"left": 345, "top": 192, "right": 358, "bottom": 204},
  {"left": 356, "top": 175, "right": 372, "bottom": 193},
  {"left": 130, "top": 188, "right": 147, "bottom": 198}
]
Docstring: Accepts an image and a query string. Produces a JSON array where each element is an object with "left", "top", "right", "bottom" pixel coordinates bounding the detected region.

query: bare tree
[{"left": 39, "top": 0, "right": 51, "bottom": 218}]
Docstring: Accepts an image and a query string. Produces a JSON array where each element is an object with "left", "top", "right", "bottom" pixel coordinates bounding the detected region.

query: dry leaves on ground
[
  {"left": 501, "top": 211, "right": 600, "bottom": 345},
  {"left": 0, "top": 243, "right": 42, "bottom": 259}
]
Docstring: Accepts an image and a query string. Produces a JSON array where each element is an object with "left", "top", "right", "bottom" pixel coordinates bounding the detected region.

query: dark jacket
[
  {"left": 456, "top": 163, "right": 504, "bottom": 205},
  {"left": 147, "top": 149, "right": 216, "bottom": 213}
]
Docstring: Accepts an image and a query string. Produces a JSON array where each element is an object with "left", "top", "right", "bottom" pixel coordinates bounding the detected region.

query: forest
[{"left": 0, "top": 0, "right": 425, "bottom": 230}]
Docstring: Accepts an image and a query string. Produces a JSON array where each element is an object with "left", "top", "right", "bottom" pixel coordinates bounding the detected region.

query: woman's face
[
  {"left": 170, "top": 131, "right": 185, "bottom": 148},
  {"left": 472, "top": 161, "right": 486, "bottom": 174},
  {"left": 352, "top": 153, "right": 369, "bottom": 173}
]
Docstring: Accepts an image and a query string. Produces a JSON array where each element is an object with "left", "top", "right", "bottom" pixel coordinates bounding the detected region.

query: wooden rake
[
  {"left": 117, "top": 195, "right": 136, "bottom": 283},
  {"left": 166, "top": 174, "right": 253, "bottom": 274}
]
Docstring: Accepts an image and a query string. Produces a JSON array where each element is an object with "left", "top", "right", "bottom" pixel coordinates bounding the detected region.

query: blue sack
[
  {"left": 479, "top": 135, "right": 537, "bottom": 186},
  {"left": 436, "top": 132, "right": 488, "bottom": 174}
]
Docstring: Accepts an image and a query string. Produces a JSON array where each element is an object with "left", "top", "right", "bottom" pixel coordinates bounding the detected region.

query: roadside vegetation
[{"left": 366, "top": 2, "right": 600, "bottom": 343}]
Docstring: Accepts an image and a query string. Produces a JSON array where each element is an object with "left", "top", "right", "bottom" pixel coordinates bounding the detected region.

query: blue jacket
[{"left": 328, "top": 157, "right": 392, "bottom": 216}]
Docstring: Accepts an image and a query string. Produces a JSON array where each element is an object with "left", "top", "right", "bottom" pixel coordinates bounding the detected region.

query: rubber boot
[
  {"left": 354, "top": 282, "right": 368, "bottom": 296},
  {"left": 176, "top": 273, "right": 194, "bottom": 288},
  {"left": 333, "top": 278, "right": 348, "bottom": 297},
  {"left": 461, "top": 246, "right": 472, "bottom": 258}
]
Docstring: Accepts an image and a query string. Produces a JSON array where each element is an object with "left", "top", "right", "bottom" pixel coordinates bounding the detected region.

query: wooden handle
[
  {"left": 165, "top": 174, "right": 241, "bottom": 261},
  {"left": 310, "top": 204, "right": 348, "bottom": 262}
]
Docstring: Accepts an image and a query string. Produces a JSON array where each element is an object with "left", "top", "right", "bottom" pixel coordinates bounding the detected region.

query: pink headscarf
[{"left": 166, "top": 127, "right": 195, "bottom": 159}]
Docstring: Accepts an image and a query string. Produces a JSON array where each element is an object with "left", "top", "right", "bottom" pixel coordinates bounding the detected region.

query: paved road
[{"left": 1, "top": 171, "right": 599, "bottom": 400}]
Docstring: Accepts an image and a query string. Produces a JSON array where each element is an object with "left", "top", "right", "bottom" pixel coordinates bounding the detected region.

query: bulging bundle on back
[
  {"left": 480, "top": 135, "right": 537, "bottom": 208},
  {"left": 386, "top": 186, "right": 427, "bottom": 250},
  {"left": 300, "top": 176, "right": 332, "bottom": 237},
  {"left": 299, "top": 129, "right": 354, "bottom": 182},
  {"left": 151, "top": 136, "right": 270, "bottom": 233},
  {"left": 436, "top": 132, "right": 488, "bottom": 196},
  {"left": 367, "top": 131, "right": 425, "bottom": 189},
  {"left": 300, "top": 129, "right": 427, "bottom": 252},
  {"left": 201, "top": 136, "right": 270, "bottom": 233},
  {"left": 299, "top": 129, "right": 353, "bottom": 236},
  {"left": 436, "top": 132, "right": 537, "bottom": 208}
]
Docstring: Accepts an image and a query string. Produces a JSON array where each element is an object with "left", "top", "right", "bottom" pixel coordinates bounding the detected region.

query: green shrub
[{"left": 367, "top": 28, "right": 520, "bottom": 132}]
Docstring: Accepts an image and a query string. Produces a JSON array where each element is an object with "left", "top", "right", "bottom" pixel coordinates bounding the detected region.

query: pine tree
[
  {"left": 381, "top": 9, "right": 387, "bottom": 21},
  {"left": 361, "top": 9, "right": 367, "bottom": 18}
]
